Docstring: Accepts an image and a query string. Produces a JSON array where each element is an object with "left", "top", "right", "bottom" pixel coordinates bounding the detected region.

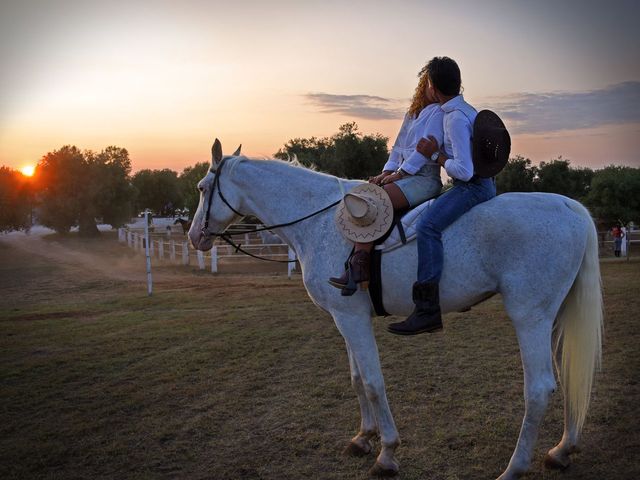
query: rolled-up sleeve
[
  {"left": 383, "top": 113, "right": 411, "bottom": 171},
  {"left": 398, "top": 108, "right": 444, "bottom": 174},
  {"left": 443, "top": 115, "right": 474, "bottom": 181},
  {"left": 383, "top": 149, "right": 402, "bottom": 172}
]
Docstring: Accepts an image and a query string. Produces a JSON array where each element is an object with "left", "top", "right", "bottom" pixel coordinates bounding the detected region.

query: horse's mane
[{"left": 231, "top": 155, "right": 340, "bottom": 181}]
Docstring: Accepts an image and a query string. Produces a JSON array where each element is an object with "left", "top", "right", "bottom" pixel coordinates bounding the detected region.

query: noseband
[{"left": 201, "top": 157, "right": 244, "bottom": 238}]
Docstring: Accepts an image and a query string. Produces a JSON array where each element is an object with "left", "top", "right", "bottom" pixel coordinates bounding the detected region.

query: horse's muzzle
[{"left": 189, "top": 229, "right": 213, "bottom": 251}]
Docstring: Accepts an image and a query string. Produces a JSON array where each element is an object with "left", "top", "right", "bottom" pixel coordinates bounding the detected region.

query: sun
[{"left": 20, "top": 165, "right": 35, "bottom": 177}]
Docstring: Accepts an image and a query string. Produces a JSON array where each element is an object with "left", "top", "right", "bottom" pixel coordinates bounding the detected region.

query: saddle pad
[{"left": 375, "top": 198, "right": 435, "bottom": 252}]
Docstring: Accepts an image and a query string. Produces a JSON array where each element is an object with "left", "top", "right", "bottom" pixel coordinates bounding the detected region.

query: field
[{"left": 1, "top": 231, "right": 639, "bottom": 480}]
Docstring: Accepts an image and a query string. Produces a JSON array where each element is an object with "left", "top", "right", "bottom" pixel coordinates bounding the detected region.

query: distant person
[
  {"left": 388, "top": 56, "right": 497, "bottom": 335},
  {"left": 329, "top": 64, "right": 444, "bottom": 294},
  {"left": 612, "top": 224, "right": 624, "bottom": 257}
]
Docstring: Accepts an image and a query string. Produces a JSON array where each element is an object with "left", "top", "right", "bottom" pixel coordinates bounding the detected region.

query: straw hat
[
  {"left": 335, "top": 184, "right": 393, "bottom": 242},
  {"left": 473, "top": 110, "right": 511, "bottom": 178}
]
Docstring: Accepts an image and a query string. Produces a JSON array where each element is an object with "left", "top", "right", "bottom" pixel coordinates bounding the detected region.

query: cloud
[
  {"left": 485, "top": 82, "right": 640, "bottom": 134},
  {"left": 304, "top": 93, "right": 405, "bottom": 120}
]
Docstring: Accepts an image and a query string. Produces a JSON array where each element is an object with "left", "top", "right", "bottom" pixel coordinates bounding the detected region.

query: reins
[{"left": 201, "top": 157, "right": 341, "bottom": 263}]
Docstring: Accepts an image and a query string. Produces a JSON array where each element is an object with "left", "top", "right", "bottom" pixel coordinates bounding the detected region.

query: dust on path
[{"left": 0, "top": 226, "right": 173, "bottom": 284}]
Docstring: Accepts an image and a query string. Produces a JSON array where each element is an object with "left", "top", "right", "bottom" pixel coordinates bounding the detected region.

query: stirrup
[
  {"left": 340, "top": 268, "right": 357, "bottom": 296},
  {"left": 328, "top": 268, "right": 365, "bottom": 297}
]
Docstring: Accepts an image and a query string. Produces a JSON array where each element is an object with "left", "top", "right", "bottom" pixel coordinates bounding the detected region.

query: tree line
[
  {"left": 1, "top": 123, "right": 638, "bottom": 234},
  {"left": 1, "top": 145, "right": 209, "bottom": 236},
  {"left": 495, "top": 156, "right": 640, "bottom": 226}
]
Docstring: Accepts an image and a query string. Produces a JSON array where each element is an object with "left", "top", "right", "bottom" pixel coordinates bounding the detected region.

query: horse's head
[{"left": 188, "top": 138, "right": 243, "bottom": 251}]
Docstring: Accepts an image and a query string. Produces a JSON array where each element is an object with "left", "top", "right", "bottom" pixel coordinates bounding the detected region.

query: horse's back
[{"left": 381, "top": 192, "right": 593, "bottom": 315}]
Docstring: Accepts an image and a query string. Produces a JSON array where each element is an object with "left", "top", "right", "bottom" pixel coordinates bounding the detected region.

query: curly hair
[{"left": 407, "top": 64, "right": 432, "bottom": 118}]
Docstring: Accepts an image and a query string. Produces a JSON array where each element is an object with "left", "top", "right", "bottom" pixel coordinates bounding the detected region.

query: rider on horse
[
  {"left": 387, "top": 56, "right": 498, "bottom": 335},
  {"left": 329, "top": 63, "right": 444, "bottom": 293}
]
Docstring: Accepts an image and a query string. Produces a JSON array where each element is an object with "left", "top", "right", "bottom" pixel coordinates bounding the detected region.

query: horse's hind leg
[
  {"left": 343, "top": 345, "right": 377, "bottom": 457},
  {"left": 544, "top": 398, "right": 579, "bottom": 470},
  {"left": 498, "top": 318, "right": 556, "bottom": 480}
]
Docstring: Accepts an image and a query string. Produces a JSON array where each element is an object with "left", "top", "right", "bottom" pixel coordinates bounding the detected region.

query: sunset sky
[{"left": 1, "top": 0, "right": 639, "bottom": 175}]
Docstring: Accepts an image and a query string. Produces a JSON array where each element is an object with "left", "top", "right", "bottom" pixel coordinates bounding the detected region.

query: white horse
[
  {"left": 258, "top": 229, "right": 282, "bottom": 245},
  {"left": 257, "top": 229, "right": 283, "bottom": 255},
  {"left": 189, "top": 140, "right": 603, "bottom": 480}
]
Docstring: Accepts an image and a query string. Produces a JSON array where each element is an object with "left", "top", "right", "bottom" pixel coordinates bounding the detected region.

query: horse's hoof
[
  {"left": 544, "top": 452, "right": 570, "bottom": 470},
  {"left": 343, "top": 440, "right": 372, "bottom": 457},
  {"left": 495, "top": 473, "right": 519, "bottom": 480},
  {"left": 368, "top": 461, "right": 399, "bottom": 477}
]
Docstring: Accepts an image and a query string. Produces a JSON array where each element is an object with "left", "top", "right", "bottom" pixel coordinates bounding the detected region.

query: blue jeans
[{"left": 416, "top": 177, "right": 496, "bottom": 283}]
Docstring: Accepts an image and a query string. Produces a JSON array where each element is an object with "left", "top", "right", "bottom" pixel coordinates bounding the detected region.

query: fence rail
[
  {"left": 119, "top": 222, "right": 639, "bottom": 276},
  {"left": 118, "top": 224, "right": 298, "bottom": 277}
]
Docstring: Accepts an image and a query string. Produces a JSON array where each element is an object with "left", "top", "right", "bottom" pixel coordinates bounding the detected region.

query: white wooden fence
[{"left": 118, "top": 224, "right": 298, "bottom": 278}]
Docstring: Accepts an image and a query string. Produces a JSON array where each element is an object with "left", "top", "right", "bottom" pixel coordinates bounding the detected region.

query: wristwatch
[{"left": 430, "top": 152, "right": 439, "bottom": 162}]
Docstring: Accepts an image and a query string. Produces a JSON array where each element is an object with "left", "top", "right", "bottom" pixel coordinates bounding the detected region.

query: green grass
[{"left": 1, "top": 233, "right": 639, "bottom": 479}]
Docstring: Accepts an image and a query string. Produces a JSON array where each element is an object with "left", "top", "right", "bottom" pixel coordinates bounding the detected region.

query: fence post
[
  {"left": 128, "top": 231, "right": 133, "bottom": 248},
  {"left": 144, "top": 211, "right": 153, "bottom": 296},
  {"left": 170, "top": 240, "right": 176, "bottom": 262},
  {"left": 150, "top": 239, "right": 155, "bottom": 256},
  {"left": 211, "top": 246, "right": 218, "bottom": 273},
  {"left": 197, "top": 250, "right": 205, "bottom": 269},
  {"left": 158, "top": 240, "right": 164, "bottom": 260},
  {"left": 182, "top": 242, "right": 189, "bottom": 265}
]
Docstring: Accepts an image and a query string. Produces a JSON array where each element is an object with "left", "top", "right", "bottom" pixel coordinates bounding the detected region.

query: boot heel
[
  {"left": 341, "top": 286, "right": 357, "bottom": 296},
  {"left": 359, "top": 281, "right": 369, "bottom": 291},
  {"left": 341, "top": 269, "right": 357, "bottom": 296}
]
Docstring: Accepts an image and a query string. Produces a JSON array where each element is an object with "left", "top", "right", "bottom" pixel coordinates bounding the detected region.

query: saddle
[
  {"left": 374, "top": 198, "right": 435, "bottom": 253},
  {"left": 368, "top": 198, "right": 436, "bottom": 316}
]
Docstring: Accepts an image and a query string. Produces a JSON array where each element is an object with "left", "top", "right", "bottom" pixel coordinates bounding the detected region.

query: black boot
[
  {"left": 328, "top": 250, "right": 371, "bottom": 296},
  {"left": 387, "top": 282, "right": 443, "bottom": 335}
]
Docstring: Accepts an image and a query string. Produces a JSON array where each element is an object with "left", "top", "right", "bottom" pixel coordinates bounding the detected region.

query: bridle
[{"left": 200, "top": 157, "right": 341, "bottom": 263}]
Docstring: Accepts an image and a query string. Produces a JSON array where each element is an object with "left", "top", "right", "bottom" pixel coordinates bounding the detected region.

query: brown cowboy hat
[
  {"left": 335, "top": 184, "right": 393, "bottom": 243},
  {"left": 473, "top": 110, "right": 511, "bottom": 178}
]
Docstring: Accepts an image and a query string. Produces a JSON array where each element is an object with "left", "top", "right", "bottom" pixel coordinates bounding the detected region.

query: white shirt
[
  {"left": 441, "top": 95, "right": 477, "bottom": 182},
  {"left": 383, "top": 103, "right": 444, "bottom": 175}
]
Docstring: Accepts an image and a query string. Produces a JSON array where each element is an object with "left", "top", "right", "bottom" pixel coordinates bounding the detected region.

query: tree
[
  {"left": 275, "top": 123, "right": 389, "bottom": 179},
  {"left": 36, "top": 145, "right": 135, "bottom": 235},
  {"left": 91, "top": 147, "right": 136, "bottom": 228},
  {"left": 535, "top": 157, "right": 593, "bottom": 200},
  {"left": 275, "top": 136, "right": 333, "bottom": 172},
  {"left": 0, "top": 167, "right": 32, "bottom": 232},
  {"left": 37, "top": 146, "right": 88, "bottom": 234},
  {"left": 585, "top": 165, "right": 640, "bottom": 225},
  {"left": 132, "top": 169, "right": 182, "bottom": 216},
  {"left": 178, "top": 162, "right": 209, "bottom": 219},
  {"left": 495, "top": 155, "right": 538, "bottom": 194}
]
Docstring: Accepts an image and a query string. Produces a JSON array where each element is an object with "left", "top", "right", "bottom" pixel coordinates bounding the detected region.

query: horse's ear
[
  {"left": 232, "top": 144, "right": 242, "bottom": 156},
  {"left": 211, "top": 139, "right": 223, "bottom": 169}
]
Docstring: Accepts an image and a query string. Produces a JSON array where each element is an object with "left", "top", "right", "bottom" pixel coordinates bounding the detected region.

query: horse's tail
[{"left": 553, "top": 201, "right": 603, "bottom": 436}]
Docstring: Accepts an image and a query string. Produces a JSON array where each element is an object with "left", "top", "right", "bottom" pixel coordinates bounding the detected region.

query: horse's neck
[{"left": 230, "top": 160, "right": 354, "bottom": 258}]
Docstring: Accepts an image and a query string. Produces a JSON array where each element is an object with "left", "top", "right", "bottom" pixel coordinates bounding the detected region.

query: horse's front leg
[
  {"left": 333, "top": 311, "right": 400, "bottom": 477},
  {"left": 343, "top": 344, "right": 378, "bottom": 457}
]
